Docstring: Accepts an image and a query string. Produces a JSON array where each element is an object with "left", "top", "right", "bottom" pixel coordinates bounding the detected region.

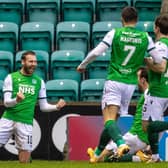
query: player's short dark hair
[
  {"left": 138, "top": 66, "right": 148, "bottom": 82},
  {"left": 155, "top": 14, "right": 168, "bottom": 35},
  {"left": 21, "top": 50, "right": 36, "bottom": 60},
  {"left": 121, "top": 6, "right": 138, "bottom": 23}
]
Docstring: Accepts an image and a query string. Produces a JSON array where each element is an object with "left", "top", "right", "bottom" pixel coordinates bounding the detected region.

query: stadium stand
[
  {"left": 46, "top": 79, "right": 79, "bottom": 101},
  {"left": 80, "top": 79, "right": 105, "bottom": 102},
  {"left": 26, "top": 0, "right": 60, "bottom": 25},
  {"left": 20, "top": 22, "right": 54, "bottom": 53},
  {"left": 132, "top": 0, "right": 161, "bottom": 21},
  {"left": 0, "top": 22, "right": 18, "bottom": 54},
  {"left": 50, "top": 50, "right": 85, "bottom": 83},
  {"left": 0, "top": 51, "right": 14, "bottom": 81},
  {"left": 0, "top": 80, "right": 3, "bottom": 102},
  {"left": 87, "top": 50, "right": 111, "bottom": 79},
  {"left": 92, "top": 21, "right": 122, "bottom": 47},
  {"left": 61, "top": 0, "right": 95, "bottom": 24},
  {"left": 56, "top": 21, "right": 90, "bottom": 54},
  {"left": 0, "top": 0, "right": 25, "bottom": 25},
  {"left": 96, "top": 0, "right": 131, "bottom": 21}
]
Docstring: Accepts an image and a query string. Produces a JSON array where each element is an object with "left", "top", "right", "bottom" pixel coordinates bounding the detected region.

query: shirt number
[{"left": 122, "top": 45, "right": 136, "bottom": 66}]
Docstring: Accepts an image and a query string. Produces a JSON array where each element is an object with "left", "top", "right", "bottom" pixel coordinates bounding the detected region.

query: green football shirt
[
  {"left": 129, "top": 93, "right": 149, "bottom": 144},
  {"left": 3, "top": 71, "right": 42, "bottom": 125},
  {"left": 148, "top": 37, "right": 168, "bottom": 97},
  {"left": 107, "top": 27, "right": 149, "bottom": 84}
]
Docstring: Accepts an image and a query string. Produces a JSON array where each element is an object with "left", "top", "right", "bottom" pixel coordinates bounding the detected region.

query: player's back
[{"left": 107, "top": 26, "right": 149, "bottom": 84}]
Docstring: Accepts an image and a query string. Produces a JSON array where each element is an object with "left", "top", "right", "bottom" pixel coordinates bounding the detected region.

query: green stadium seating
[
  {"left": 0, "top": 80, "right": 3, "bottom": 102},
  {"left": 96, "top": 0, "right": 131, "bottom": 21},
  {"left": 46, "top": 79, "right": 79, "bottom": 102},
  {"left": 15, "top": 50, "right": 49, "bottom": 81},
  {"left": 0, "top": 22, "right": 18, "bottom": 53},
  {"left": 92, "top": 21, "right": 122, "bottom": 47},
  {"left": 26, "top": 0, "right": 60, "bottom": 24},
  {"left": 61, "top": 0, "right": 95, "bottom": 24},
  {"left": 20, "top": 22, "right": 54, "bottom": 53},
  {"left": 0, "top": 51, "right": 14, "bottom": 81},
  {"left": 136, "top": 21, "right": 155, "bottom": 40},
  {"left": 80, "top": 79, "right": 105, "bottom": 102},
  {"left": 50, "top": 50, "right": 85, "bottom": 83},
  {"left": 131, "top": 85, "right": 141, "bottom": 103},
  {"left": 88, "top": 50, "right": 111, "bottom": 79},
  {"left": 56, "top": 21, "right": 90, "bottom": 54},
  {"left": 133, "top": 0, "right": 161, "bottom": 21},
  {"left": 0, "top": 0, "right": 25, "bottom": 25}
]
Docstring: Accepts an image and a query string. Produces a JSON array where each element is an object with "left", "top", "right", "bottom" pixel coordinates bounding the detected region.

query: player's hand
[
  {"left": 76, "top": 66, "right": 86, "bottom": 73},
  {"left": 16, "top": 92, "right": 25, "bottom": 103},
  {"left": 56, "top": 99, "right": 66, "bottom": 110}
]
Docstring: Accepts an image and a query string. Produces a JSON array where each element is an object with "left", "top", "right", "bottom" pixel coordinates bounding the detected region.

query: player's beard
[{"left": 23, "top": 65, "right": 36, "bottom": 75}]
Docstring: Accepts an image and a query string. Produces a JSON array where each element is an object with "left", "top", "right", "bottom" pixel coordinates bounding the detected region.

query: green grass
[{"left": 0, "top": 160, "right": 168, "bottom": 168}]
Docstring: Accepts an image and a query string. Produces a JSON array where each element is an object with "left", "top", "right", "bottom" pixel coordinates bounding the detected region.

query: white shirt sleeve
[
  {"left": 38, "top": 80, "right": 59, "bottom": 112},
  {"left": 78, "top": 29, "right": 115, "bottom": 69},
  {"left": 147, "top": 35, "right": 164, "bottom": 63},
  {"left": 3, "top": 74, "right": 17, "bottom": 107}
]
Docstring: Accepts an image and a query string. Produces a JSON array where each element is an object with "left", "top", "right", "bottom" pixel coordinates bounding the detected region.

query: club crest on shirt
[{"left": 32, "top": 79, "right": 37, "bottom": 84}]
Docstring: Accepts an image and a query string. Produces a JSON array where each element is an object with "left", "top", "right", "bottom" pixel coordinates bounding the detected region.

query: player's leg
[
  {"left": 0, "top": 118, "right": 14, "bottom": 147},
  {"left": 15, "top": 122, "right": 32, "bottom": 163}
]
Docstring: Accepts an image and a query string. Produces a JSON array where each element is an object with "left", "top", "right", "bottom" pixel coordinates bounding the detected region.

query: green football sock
[
  {"left": 95, "top": 121, "right": 111, "bottom": 156},
  {"left": 147, "top": 121, "right": 166, "bottom": 154},
  {"left": 105, "top": 120, "right": 125, "bottom": 146}
]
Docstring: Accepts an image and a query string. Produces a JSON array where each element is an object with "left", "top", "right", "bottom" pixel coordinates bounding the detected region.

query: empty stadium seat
[
  {"left": 15, "top": 50, "right": 49, "bottom": 81},
  {"left": 56, "top": 21, "right": 90, "bottom": 54},
  {"left": 92, "top": 21, "right": 122, "bottom": 47},
  {"left": 136, "top": 21, "right": 155, "bottom": 40},
  {"left": 50, "top": 50, "right": 85, "bottom": 82},
  {"left": 0, "top": 22, "right": 18, "bottom": 53},
  {"left": 46, "top": 79, "right": 79, "bottom": 102},
  {"left": 26, "top": 0, "right": 60, "bottom": 24},
  {"left": 80, "top": 79, "right": 105, "bottom": 102},
  {"left": 20, "top": 22, "right": 54, "bottom": 53},
  {"left": 133, "top": 0, "right": 161, "bottom": 21},
  {"left": 0, "top": 80, "right": 3, "bottom": 102},
  {"left": 0, "top": 0, "right": 25, "bottom": 25},
  {"left": 0, "top": 51, "right": 14, "bottom": 81},
  {"left": 131, "top": 85, "right": 141, "bottom": 103},
  {"left": 61, "top": 0, "right": 95, "bottom": 24},
  {"left": 88, "top": 50, "right": 111, "bottom": 79},
  {"left": 96, "top": 0, "right": 131, "bottom": 21}
]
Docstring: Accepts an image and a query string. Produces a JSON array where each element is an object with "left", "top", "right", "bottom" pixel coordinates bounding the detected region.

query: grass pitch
[{"left": 0, "top": 160, "right": 168, "bottom": 168}]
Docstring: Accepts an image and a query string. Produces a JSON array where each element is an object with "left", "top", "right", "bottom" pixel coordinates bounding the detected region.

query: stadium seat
[
  {"left": 0, "top": 22, "right": 18, "bottom": 53},
  {"left": 26, "top": 0, "right": 60, "bottom": 25},
  {"left": 0, "top": 0, "right": 25, "bottom": 25},
  {"left": 96, "top": 0, "right": 131, "bottom": 21},
  {"left": 136, "top": 21, "right": 155, "bottom": 40},
  {"left": 20, "top": 22, "right": 54, "bottom": 53},
  {"left": 46, "top": 79, "right": 79, "bottom": 102},
  {"left": 61, "top": 0, "right": 95, "bottom": 24},
  {"left": 131, "top": 85, "right": 141, "bottom": 103},
  {"left": 88, "top": 50, "right": 111, "bottom": 79},
  {"left": 56, "top": 21, "right": 90, "bottom": 54},
  {"left": 0, "top": 80, "right": 3, "bottom": 102},
  {"left": 0, "top": 51, "right": 14, "bottom": 81},
  {"left": 92, "top": 21, "right": 122, "bottom": 47},
  {"left": 15, "top": 50, "right": 49, "bottom": 81},
  {"left": 80, "top": 79, "right": 105, "bottom": 102},
  {"left": 133, "top": 0, "right": 161, "bottom": 21},
  {"left": 50, "top": 50, "right": 85, "bottom": 83}
]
